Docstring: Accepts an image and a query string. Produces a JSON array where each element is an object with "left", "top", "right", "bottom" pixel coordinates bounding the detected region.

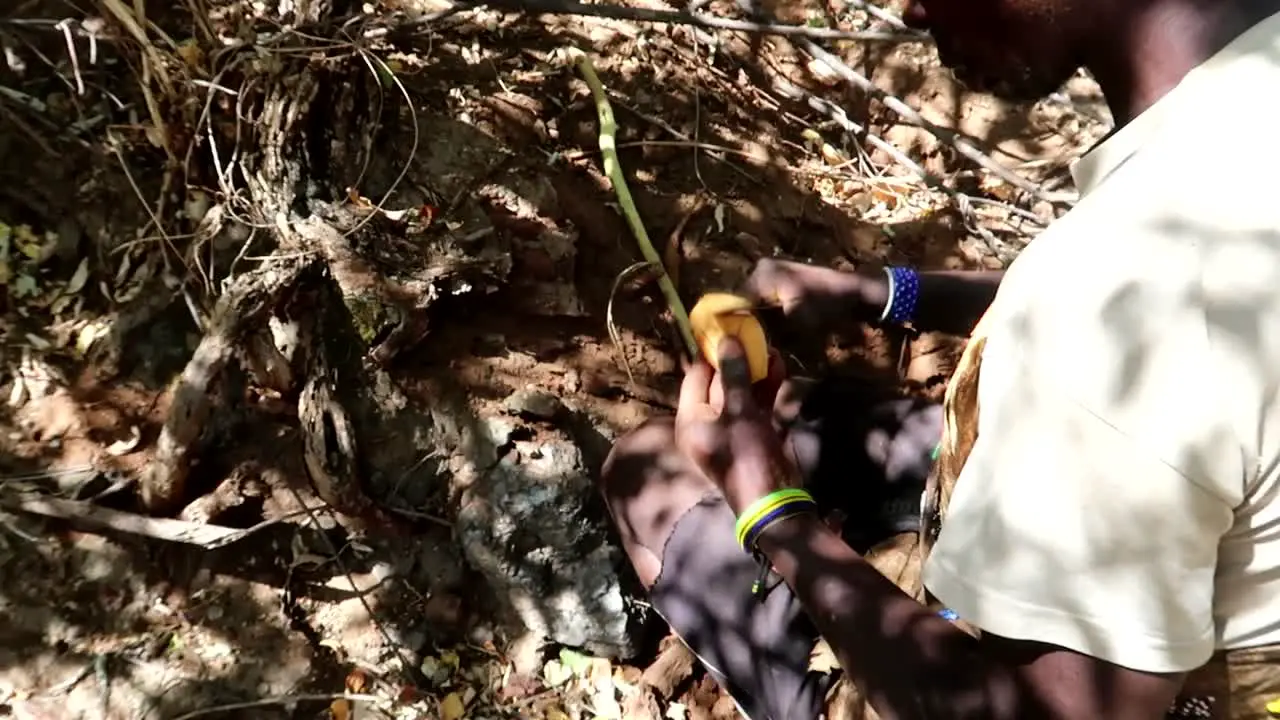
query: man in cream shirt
[
  {"left": 924, "top": 12, "right": 1280, "bottom": 675},
  {"left": 596, "top": 0, "right": 1280, "bottom": 717}
]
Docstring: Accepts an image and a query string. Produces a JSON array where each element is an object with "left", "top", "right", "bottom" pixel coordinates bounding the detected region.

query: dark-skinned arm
[
  {"left": 754, "top": 513, "right": 1186, "bottom": 720},
  {"left": 742, "top": 259, "right": 1003, "bottom": 337},
  {"left": 852, "top": 269, "right": 1005, "bottom": 336}
]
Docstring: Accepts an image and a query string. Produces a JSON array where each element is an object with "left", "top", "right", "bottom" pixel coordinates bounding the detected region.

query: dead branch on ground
[
  {"left": 481, "top": 0, "right": 923, "bottom": 41},
  {"left": 0, "top": 491, "right": 327, "bottom": 549}
]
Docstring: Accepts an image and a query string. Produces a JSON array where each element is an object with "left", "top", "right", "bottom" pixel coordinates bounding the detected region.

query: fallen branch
[
  {"left": 168, "top": 693, "right": 385, "bottom": 720},
  {"left": 793, "top": 37, "right": 1063, "bottom": 207},
  {"left": 752, "top": 57, "right": 1042, "bottom": 261},
  {"left": 0, "top": 492, "right": 325, "bottom": 550},
  {"left": 662, "top": 21, "right": 1042, "bottom": 261},
  {"left": 487, "top": 0, "right": 924, "bottom": 42},
  {"left": 359, "top": 1, "right": 473, "bottom": 36},
  {"left": 572, "top": 49, "right": 699, "bottom": 358}
]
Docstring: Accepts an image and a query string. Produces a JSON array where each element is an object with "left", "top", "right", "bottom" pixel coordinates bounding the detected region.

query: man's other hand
[
  {"left": 675, "top": 336, "right": 802, "bottom": 513},
  {"left": 741, "top": 259, "right": 883, "bottom": 330}
]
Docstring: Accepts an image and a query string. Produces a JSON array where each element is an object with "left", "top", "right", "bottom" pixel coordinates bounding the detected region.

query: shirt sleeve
[{"left": 921, "top": 319, "right": 1238, "bottom": 675}]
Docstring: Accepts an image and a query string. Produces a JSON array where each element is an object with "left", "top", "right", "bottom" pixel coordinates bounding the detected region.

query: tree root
[
  {"left": 295, "top": 288, "right": 404, "bottom": 533},
  {"left": 140, "top": 258, "right": 308, "bottom": 514},
  {"left": 127, "top": 0, "right": 506, "bottom": 538},
  {"left": 177, "top": 461, "right": 266, "bottom": 525}
]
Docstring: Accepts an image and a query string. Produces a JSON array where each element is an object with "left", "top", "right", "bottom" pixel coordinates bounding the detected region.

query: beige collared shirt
[{"left": 922, "top": 12, "right": 1280, "bottom": 673}]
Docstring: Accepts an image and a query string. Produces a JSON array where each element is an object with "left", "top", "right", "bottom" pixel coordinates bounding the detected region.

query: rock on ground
[{"left": 455, "top": 413, "right": 644, "bottom": 659}]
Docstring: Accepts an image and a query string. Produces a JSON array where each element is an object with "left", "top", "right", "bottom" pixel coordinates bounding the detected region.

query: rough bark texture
[
  {"left": 138, "top": 0, "right": 380, "bottom": 514},
  {"left": 140, "top": 260, "right": 307, "bottom": 513}
]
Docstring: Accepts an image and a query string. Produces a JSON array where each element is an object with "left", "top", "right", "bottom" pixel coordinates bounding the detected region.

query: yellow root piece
[{"left": 689, "top": 292, "right": 770, "bottom": 383}]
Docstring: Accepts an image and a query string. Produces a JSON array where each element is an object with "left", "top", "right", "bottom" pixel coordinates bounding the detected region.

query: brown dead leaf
[
  {"left": 330, "top": 698, "right": 351, "bottom": 720},
  {"left": 346, "top": 187, "right": 375, "bottom": 209},
  {"left": 978, "top": 175, "right": 1019, "bottom": 202},
  {"left": 819, "top": 142, "right": 846, "bottom": 165},
  {"left": 664, "top": 205, "right": 700, "bottom": 291},
  {"left": 640, "top": 635, "right": 695, "bottom": 700},
  {"left": 614, "top": 664, "right": 643, "bottom": 686},
  {"left": 870, "top": 185, "right": 901, "bottom": 210},
  {"left": 176, "top": 40, "right": 204, "bottom": 70},
  {"left": 345, "top": 669, "right": 369, "bottom": 693},
  {"left": 497, "top": 671, "right": 541, "bottom": 702}
]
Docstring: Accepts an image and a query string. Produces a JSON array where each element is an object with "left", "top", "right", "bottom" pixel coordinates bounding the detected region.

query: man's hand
[
  {"left": 675, "top": 336, "right": 802, "bottom": 513},
  {"left": 742, "top": 258, "right": 1006, "bottom": 335},
  {"left": 742, "top": 258, "right": 886, "bottom": 330}
]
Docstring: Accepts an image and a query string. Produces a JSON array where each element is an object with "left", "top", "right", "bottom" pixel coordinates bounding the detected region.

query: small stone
[
  {"left": 503, "top": 388, "right": 566, "bottom": 420},
  {"left": 561, "top": 369, "right": 581, "bottom": 393},
  {"left": 419, "top": 656, "right": 451, "bottom": 687},
  {"left": 483, "top": 416, "right": 517, "bottom": 451}
]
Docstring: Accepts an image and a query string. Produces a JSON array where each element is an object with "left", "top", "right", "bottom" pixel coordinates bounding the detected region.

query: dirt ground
[{"left": 0, "top": 0, "right": 1110, "bottom": 718}]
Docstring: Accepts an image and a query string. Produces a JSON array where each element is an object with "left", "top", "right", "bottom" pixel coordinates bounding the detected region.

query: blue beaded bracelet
[{"left": 879, "top": 266, "right": 920, "bottom": 325}]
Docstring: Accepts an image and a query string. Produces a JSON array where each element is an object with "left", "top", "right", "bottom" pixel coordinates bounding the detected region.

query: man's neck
[{"left": 1087, "top": 0, "right": 1280, "bottom": 126}]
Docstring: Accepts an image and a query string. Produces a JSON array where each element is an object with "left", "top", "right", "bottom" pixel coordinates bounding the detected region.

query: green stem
[{"left": 574, "top": 51, "right": 699, "bottom": 358}]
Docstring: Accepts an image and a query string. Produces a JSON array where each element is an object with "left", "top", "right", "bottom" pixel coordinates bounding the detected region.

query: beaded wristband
[
  {"left": 735, "top": 488, "right": 811, "bottom": 548},
  {"left": 734, "top": 488, "right": 817, "bottom": 552},
  {"left": 879, "top": 266, "right": 920, "bottom": 325},
  {"left": 743, "top": 499, "right": 818, "bottom": 552}
]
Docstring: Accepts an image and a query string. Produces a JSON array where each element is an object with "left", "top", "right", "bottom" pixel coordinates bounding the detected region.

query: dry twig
[
  {"left": 484, "top": 0, "right": 924, "bottom": 42},
  {"left": 168, "top": 693, "right": 385, "bottom": 720},
  {"left": 0, "top": 493, "right": 328, "bottom": 549},
  {"left": 650, "top": 2, "right": 1058, "bottom": 260},
  {"left": 794, "top": 38, "right": 1064, "bottom": 206},
  {"left": 606, "top": 261, "right": 654, "bottom": 387},
  {"left": 682, "top": 0, "right": 1059, "bottom": 208}
]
